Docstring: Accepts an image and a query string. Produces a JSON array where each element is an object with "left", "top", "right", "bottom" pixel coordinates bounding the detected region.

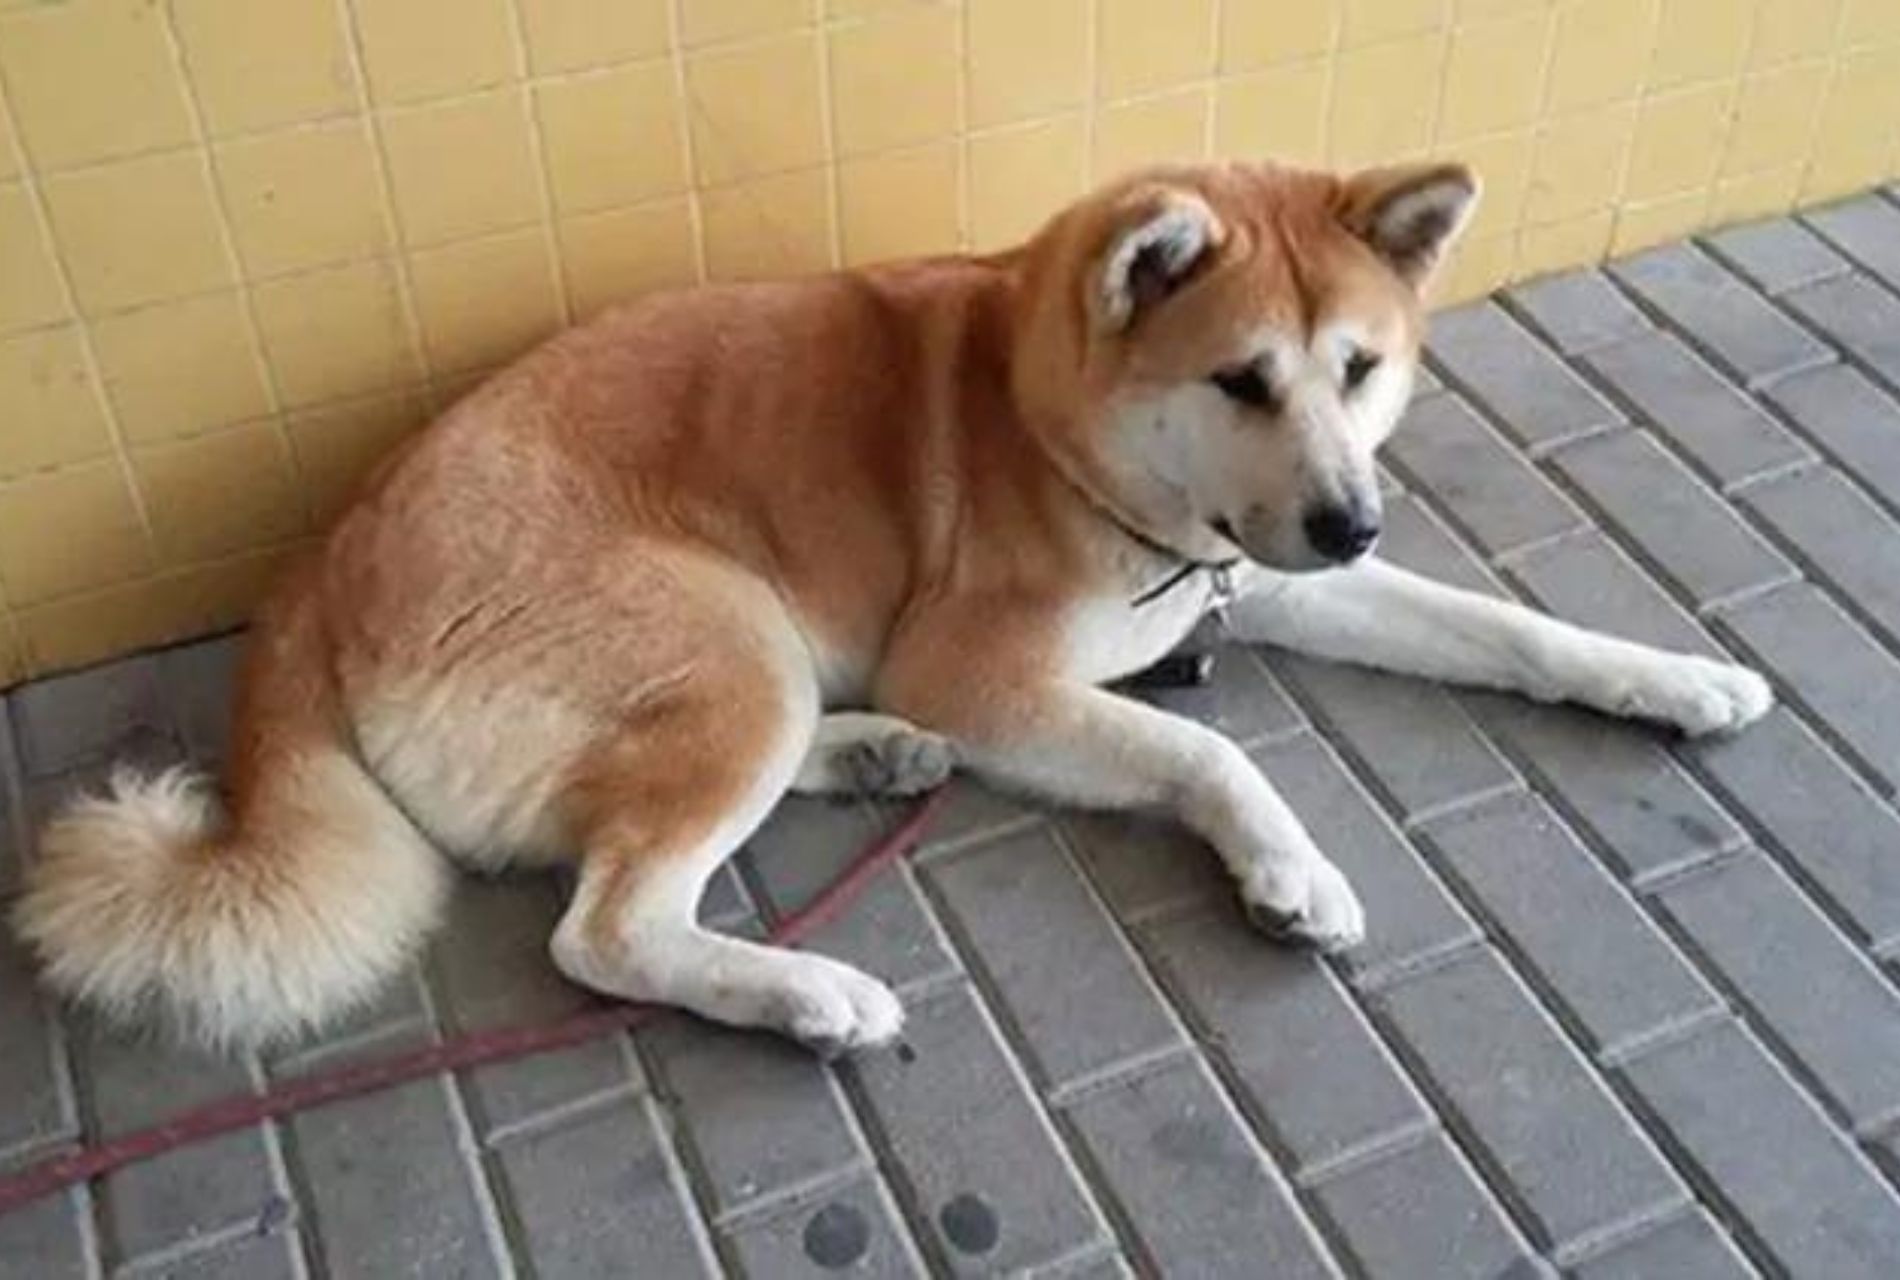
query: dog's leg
[
  {"left": 549, "top": 604, "right": 903, "bottom": 1056},
  {"left": 1227, "top": 558, "right": 1771, "bottom": 735},
  {"left": 889, "top": 675, "right": 1363, "bottom": 950},
  {"left": 790, "top": 712, "right": 955, "bottom": 797}
]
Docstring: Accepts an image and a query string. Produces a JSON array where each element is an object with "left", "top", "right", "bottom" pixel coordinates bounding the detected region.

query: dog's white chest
[{"left": 1062, "top": 570, "right": 1222, "bottom": 686}]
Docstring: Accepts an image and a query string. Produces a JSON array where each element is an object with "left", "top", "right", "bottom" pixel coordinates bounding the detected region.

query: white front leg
[{"left": 1226, "top": 558, "right": 1772, "bottom": 736}]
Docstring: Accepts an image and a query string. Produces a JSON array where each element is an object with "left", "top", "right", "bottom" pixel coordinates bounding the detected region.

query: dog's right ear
[{"left": 1093, "top": 187, "right": 1224, "bottom": 333}]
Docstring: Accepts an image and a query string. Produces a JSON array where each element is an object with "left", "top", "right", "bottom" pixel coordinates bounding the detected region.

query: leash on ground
[
  {"left": 0, "top": 788, "right": 950, "bottom": 1219},
  {"left": 0, "top": 649, "right": 1221, "bottom": 1219}
]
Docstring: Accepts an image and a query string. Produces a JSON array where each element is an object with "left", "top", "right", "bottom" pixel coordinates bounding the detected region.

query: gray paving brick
[
  {"left": 1053, "top": 1250, "right": 1136, "bottom": 1279},
  {"left": 1783, "top": 271, "right": 1900, "bottom": 390},
  {"left": 128, "top": 1229, "right": 304, "bottom": 1279},
  {"left": 1059, "top": 809, "right": 1230, "bottom": 922},
  {"left": 1655, "top": 851, "right": 1900, "bottom": 1133},
  {"left": 744, "top": 796, "right": 958, "bottom": 992},
  {"left": 1138, "top": 907, "right": 1428, "bottom": 1177},
  {"left": 850, "top": 981, "right": 1109, "bottom": 1275},
  {"left": 493, "top": 1096, "right": 718, "bottom": 1278},
  {"left": 0, "top": 699, "right": 23, "bottom": 897},
  {"left": 1740, "top": 465, "right": 1900, "bottom": 645},
  {"left": 1371, "top": 948, "right": 1686, "bottom": 1252},
  {"left": 1464, "top": 695, "right": 1741, "bottom": 883},
  {"left": 429, "top": 876, "right": 637, "bottom": 1136},
  {"left": 266, "top": 966, "right": 432, "bottom": 1073},
  {"left": 1266, "top": 653, "right": 1518, "bottom": 824},
  {"left": 1548, "top": 428, "right": 1794, "bottom": 607},
  {"left": 1505, "top": 268, "right": 1652, "bottom": 354},
  {"left": 1254, "top": 734, "right": 1481, "bottom": 980},
  {"left": 1059, "top": 1056, "right": 1337, "bottom": 1278},
  {"left": 1765, "top": 363, "right": 1900, "bottom": 509},
  {"left": 1571, "top": 1210, "right": 1756, "bottom": 1280},
  {"left": 1684, "top": 707, "right": 1900, "bottom": 950},
  {"left": 1417, "top": 792, "right": 1720, "bottom": 1056},
  {"left": 155, "top": 633, "right": 243, "bottom": 765},
  {"left": 721, "top": 1175, "right": 926, "bottom": 1279},
  {"left": 78, "top": 1029, "right": 283, "bottom": 1265},
  {"left": 0, "top": 1187, "right": 92, "bottom": 1280},
  {"left": 0, "top": 925, "right": 73, "bottom": 1163},
  {"left": 922, "top": 826, "right": 1185, "bottom": 1091},
  {"left": 1620, "top": 1019, "right": 1900, "bottom": 1278},
  {"left": 1309, "top": 1133, "right": 1542, "bottom": 1280},
  {"left": 1503, "top": 531, "right": 1721, "bottom": 658},
  {"left": 641, "top": 1017, "right": 866, "bottom": 1219},
  {"left": 700, "top": 860, "right": 753, "bottom": 926},
  {"left": 287, "top": 1074, "right": 501, "bottom": 1278},
  {"left": 1123, "top": 630, "right": 1305, "bottom": 745},
  {"left": 11, "top": 654, "right": 179, "bottom": 778},
  {"left": 1608, "top": 244, "right": 1832, "bottom": 387},
  {"left": 1385, "top": 393, "right": 1588, "bottom": 557},
  {"left": 1583, "top": 332, "right": 1811, "bottom": 489},
  {"left": 1424, "top": 302, "right": 1625, "bottom": 448},
  {"left": 1704, "top": 216, "right": 1851, "bottom": 295},
  {"left": 1376, "top": 492, "right": 1506, "bottom": 596},
  {"left": 1713, "top": 581, "right": 1900, "bottom": 795},
  {"left": 1805, "top": 196, "right": 1900, "bottom": 291},
  {"left": 906, "top": 781, "right": 1042, "bottom": 856}
]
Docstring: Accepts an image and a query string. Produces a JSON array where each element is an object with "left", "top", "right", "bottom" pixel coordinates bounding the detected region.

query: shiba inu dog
[{"left": 16, "top": 160, "right": 1771, "bottom": 1056}]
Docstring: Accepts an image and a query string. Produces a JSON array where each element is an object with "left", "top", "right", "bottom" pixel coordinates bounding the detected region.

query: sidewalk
[{"left": 6, "top": 189, "right": 1900, "bottom": 1278}]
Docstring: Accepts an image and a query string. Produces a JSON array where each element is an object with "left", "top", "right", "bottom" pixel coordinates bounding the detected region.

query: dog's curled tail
[{"left": 12, "top": 574, "right": 448, "bottom": 1052}]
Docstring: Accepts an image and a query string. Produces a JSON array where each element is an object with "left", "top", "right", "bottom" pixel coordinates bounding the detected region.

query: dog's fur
[{"left": 15, "top": 161, "right": 1772, "bottom": 1054}]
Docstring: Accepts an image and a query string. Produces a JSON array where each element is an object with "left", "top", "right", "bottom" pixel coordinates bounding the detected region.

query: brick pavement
[{"left": 8, "top": 192, "right": 1900, "bottom": 1277}]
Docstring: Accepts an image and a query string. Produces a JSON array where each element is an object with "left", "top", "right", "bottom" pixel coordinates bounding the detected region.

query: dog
[{"left": 15, "top": 160, "right": 1772, "bottom": 1056}]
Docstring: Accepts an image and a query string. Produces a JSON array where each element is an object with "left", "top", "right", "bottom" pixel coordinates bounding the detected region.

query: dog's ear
[
  {"left": 1337, "top": 163, "right": 1479, "bottom": 290},
  {"left": 1094, "top": 187, "right": 1223, "bottom": 332}
]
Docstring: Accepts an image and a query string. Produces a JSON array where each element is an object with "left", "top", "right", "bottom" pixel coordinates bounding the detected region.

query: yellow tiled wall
[{"left": 2, "top": 0, "right": 1898, "bottom": 683}]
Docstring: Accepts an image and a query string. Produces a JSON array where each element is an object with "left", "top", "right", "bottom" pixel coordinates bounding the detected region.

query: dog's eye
[
  {"left": 1343, "top": 348, "right": 1381, "bottom": 393},
  {"left": 1209, "top": 364, "right": 1275, "bottom": 410}
]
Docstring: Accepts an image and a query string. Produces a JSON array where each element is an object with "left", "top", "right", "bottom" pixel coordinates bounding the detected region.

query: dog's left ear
[
  {"left": 1095, "top": 186, "right": 1224, "bottom": 331},
  {"left": 1337, "top": 163, "right": 1479, "bottom": 291}
]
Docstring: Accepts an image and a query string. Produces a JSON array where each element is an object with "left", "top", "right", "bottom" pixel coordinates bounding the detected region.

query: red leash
[{"left": 0, "top": 789, "right": 948, "bottom": 1218}]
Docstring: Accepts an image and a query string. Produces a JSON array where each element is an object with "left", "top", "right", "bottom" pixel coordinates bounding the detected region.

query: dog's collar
[
  {"left": 1095, "top": 510, "right": 1242, "bottom": 611},
  {"left": 1047, "top": 461, "right": 1242, "bottom": 611},
  {"left": 1129, "top": 556, "right": 1239, "bottom": 609}
]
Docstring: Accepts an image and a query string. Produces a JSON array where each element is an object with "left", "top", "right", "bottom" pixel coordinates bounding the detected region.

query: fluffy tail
[{"left": 12, "top": 578, "right": 448, "bottom": 1051}]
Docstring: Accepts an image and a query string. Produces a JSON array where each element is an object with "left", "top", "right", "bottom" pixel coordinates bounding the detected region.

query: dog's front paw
[
  {"left": 774, "top": 956, "right": 906, "bottom": 1058},
  {"left": 1625, "top": 655, "right": 1774, "bottom": 737},
  {"left": 1242, "top": 855, "right": 1365, "bottom": 954}
]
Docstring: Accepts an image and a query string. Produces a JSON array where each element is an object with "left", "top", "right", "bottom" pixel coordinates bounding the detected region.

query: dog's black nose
[{"left": 1303, "top": 503, "right": 1380, "bottom": 563}]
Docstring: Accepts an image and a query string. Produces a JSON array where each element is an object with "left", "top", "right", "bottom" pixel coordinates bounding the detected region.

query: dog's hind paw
[{"left": 793, "top": 713, "right": 955, "bottom": 797}]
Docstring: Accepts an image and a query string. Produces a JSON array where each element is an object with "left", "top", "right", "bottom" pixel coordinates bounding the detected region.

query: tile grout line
[
  {"left": 1424, "top": 297, "right": 1900, "bottom": 1205},
  {"left": 812, "top": 4, "right": 844, "bottom": 273},
  {"left": 1417, "top": 336, "right": 1900, "bottom": 816},
  {"left": 1268, "top": 693, "right": 1715, "bottom": 1264},
  {"left": 1415, "top": 319, "right": 1900, "bottom": 966},
  {"left": 149, "top": 0, "right": 317, "bottom": 541},
  {"left": 1291, "top": 384, "right": 1879, "bottom": 1262},
  {"left": 1045, "top": 816, "right": 1408, "bottom": 1280},
  {"left": 326, "top": 0, "right": 439, "bottom": 413},
  {"left": 721, "top": 801, "right": 1034, "bottom": 1277},
  {"left": 0, "top": 56, "right": 164, "bottom": 598},
  {"left": 497, "top": 0, "right": 576, "bottom": 329}
]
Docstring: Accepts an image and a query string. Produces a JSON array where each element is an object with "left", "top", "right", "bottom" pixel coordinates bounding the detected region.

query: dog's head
[{"left": 1014, "top": 162, "right": 1477, "bottom": 572}]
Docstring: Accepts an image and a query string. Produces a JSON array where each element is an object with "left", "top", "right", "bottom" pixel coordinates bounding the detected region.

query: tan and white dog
[{"left": 16, "top": 161, "right": 1772, "bottom": 1056}]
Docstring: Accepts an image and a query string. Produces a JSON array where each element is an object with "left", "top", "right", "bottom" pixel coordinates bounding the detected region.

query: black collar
[
  {"left": 1130, "top": 556, "right": 1237, "bottom": 608},
  {"left": 1090, "top": 507, "right": 1242, "bottom": 610},
  {"left": 1047, "top": 462, "right": 1243, "bottom": 610}
]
